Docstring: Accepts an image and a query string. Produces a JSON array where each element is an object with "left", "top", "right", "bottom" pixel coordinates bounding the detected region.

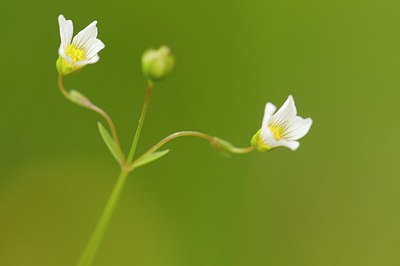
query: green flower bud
[
  {"left": 69, "top": 90, "right": 92, "bottom": 108},
  {"left": 251, "top": 129, "right": 272, "bottom": 152},
  {"left": 142, "top": 45, "right": 175, "bottom": 82}
]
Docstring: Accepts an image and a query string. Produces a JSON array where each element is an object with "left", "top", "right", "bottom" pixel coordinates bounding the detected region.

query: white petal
[
  {"left": 260, "top": 126, "right": 280, "bottom": 148},
  {"left": 87, "top": 55, "right": 100, "bottom": 64},
  {"left": 284, "top": 117, "right": 313, "bottom": 140},
  {"left": 72, "top": 20, "right": 98, "bottom": 49},
  {"left": 279, "top": 140, "right": 300, "bottom": 151},
  {"left": 261, "top": 102, "right": 277, "bottom": 128},
  {"left": 261, "top": 126, "right": 301, "bottom": 151},
  {"left": 84, "top": 38, "right": 105, "bottom": 60},
  {"left": 58, "top": 15, "right": 73, "bottom": 53},
  {"left": 270, "top": 95, "right": 297, "bottom": 127},
  {"left": 58, "top": 46, "right": 73, "bottom": 63},
  {"left": 75, "top": 55, "right": 100, "bottom": 66}
]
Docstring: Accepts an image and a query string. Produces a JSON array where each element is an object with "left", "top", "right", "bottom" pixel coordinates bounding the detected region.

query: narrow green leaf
[
  {"left": 133, "top": 150, "right": 170, "bottom": 169},
  {"left": 97, "top": 122, "right": 123, "bottom": 164}
]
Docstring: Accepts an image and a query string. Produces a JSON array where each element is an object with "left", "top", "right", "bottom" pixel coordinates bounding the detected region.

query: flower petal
[
  {"left": 75, "top": 55, "right": 100, "bottom": 66},
  {"left": 284, "top": 117, "right": 313, "bottom": 140},
  {"left": 279, "top": 140, "right": 300, "bottom": 151},
  {"left": 262, "top": 102, "right": 277, "bottom": 128},
  {"left": 270, "top": 95, "right": 297, "bottom": 127},
  {"left": 260, "top": 126, "right": 280, "bottom": 148},
  {"left": 72, "top": 20, "right": 98, "bottom": 49},
  {"left": 58, "top": 15, "right": 73, "bottom": 53},
  {"left": 84, "top": 38, "right": 105, "bottom": 60}
]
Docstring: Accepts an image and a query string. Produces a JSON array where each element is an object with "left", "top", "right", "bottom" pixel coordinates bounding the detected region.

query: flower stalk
[
  {"left": 57, "top": 74, "right": 125, "bottom": 165},
  {"left": 129, "top": 131, "right": 254, "bottom": 171},
  {"left": 126, "top": 81, "right": 154, "bottom": 163}
]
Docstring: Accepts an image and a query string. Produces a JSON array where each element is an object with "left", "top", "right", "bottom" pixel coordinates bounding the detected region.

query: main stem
[
  {"left": 127, "top": 81, "right": 154, "bottom": 163},
  {"left": 75, "top": 81, "right": 155, "bottom": 265},
  {"left": 74, "top": 81, "right": 154, "bottom": 266},
  {"left": 77, "top": 170, "right": 130, "bottom": 266}
]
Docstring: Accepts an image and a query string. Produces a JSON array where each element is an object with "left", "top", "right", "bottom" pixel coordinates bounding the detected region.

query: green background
[{"left": 1, "top": 0, "right": 399, "bottom": 265}]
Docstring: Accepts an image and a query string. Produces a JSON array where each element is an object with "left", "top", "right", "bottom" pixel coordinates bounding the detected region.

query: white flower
[
  {"left": 252, "top": 95, "right": 312, "bottom": 151},
  {"left": 56, "top": 15, "right": 105, "bottom": 75}
]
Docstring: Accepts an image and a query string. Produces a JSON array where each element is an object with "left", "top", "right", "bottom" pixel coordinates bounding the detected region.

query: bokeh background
[{"left": 1, "top": 0, "right": 399, "bottom": 265}]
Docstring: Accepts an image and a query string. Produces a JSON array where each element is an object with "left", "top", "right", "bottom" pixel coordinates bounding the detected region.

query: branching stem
[{"left": 58, "top": 75, "right": 125, "bottom": 164}]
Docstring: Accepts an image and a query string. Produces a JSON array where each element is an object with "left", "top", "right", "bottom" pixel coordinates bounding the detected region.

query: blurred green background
[{"left": 1, "top": 0, "right": 399, "bottom": 265}]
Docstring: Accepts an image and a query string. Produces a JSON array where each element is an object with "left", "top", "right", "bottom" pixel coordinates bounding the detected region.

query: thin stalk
[
  {"left": 126, "top": 81, "right": 154, "bottom": 163},
  {"left": 222, "top": 145, "right": 254, "bottom": 154},
  {"left": 58, "top": 75, "right": 125, "bottom": 164},
  {"left": 76, "top": 170, "right": 130, "bottom": 266},
  {"left": 131, "top": 131, "right": 254, "bottom": 170},
  {"left": 57, "top": 74, "right": 71, "bottom": 99}
]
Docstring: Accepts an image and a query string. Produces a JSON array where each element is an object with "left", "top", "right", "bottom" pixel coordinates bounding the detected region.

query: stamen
[
  {"left": 269, "top": 124, "right": 285, "bottom": 140},
  {"left": 66, "top": 45, "right": 86, "bottom": 63}
]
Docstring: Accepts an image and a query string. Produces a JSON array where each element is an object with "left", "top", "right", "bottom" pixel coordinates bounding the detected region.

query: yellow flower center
[
  {"left": 66, "top": 45, "right": 86, "bottom": 63},
  {"left": 269, "top": 124, "right": 285, "bottom": 140}
]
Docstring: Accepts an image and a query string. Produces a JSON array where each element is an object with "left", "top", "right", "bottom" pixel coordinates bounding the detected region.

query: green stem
[
  {"left": 127, "top": 81, "right": 154, "bottom": 163},
  {"left": 131, "top": 131, "right": 254, "bottom": 170},
  {"left": 58, "top": 75, "right": 125, "bottom": 164},
  {"left": 57, "top": 74, "right": 71, "bottom": 99},
  {"left": 76, "top": 170, "right": 130, "bottom": 266}
]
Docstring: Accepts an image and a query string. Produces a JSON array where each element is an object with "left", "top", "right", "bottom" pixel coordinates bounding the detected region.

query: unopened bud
[{"left": 142, "top": 45, "right": 175, "bottom": 82}]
